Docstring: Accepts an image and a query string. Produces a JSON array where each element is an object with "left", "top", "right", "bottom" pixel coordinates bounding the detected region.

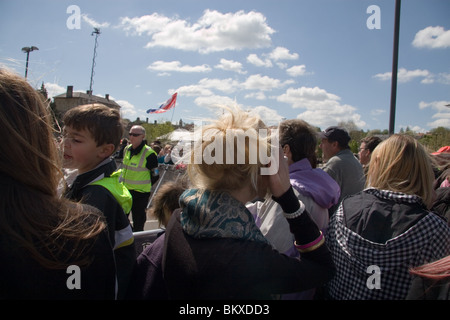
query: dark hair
[
  {"left": 63, "top": 104, "right": 123, "bottom": 149},
  {"left": 149, "top": 181, "right": 186, "bottom": 227},
  {"left": 360, "top": 136, "right": 382, "bottom": 152},
  {"left": 279, "top": 119, "right": 318, "bottom": 167}
]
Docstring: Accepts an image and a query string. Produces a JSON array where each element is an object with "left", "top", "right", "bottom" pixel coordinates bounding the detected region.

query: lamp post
[
  {"left": 89, "top": 28, "right": 101, "bottom": 97},
  {"left": 21, "top": 46, "right": 39, "bottom": 79},
  {"left": 388, "top": 0, "right": 401, "bottom": 136}
]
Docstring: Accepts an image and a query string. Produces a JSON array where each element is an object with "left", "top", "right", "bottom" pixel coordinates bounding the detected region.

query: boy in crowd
[{"left": 62, "top": 103, "right": 135, "bottom": 299}]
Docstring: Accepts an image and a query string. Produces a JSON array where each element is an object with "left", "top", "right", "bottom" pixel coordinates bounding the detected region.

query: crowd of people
[{"left": 1, "top": 68, "right": 449, "bottom": 300}]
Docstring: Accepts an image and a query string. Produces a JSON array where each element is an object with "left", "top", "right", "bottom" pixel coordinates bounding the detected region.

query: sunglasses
[{"left": 129, "top": 133, "right": 143, "bottom": 137}]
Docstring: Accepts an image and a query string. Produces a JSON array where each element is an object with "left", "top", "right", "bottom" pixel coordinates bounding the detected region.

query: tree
[
  {"left": 129, "top": 121, "right": 175, "bottom": 143},
  {"left": 419, "top": 127, "right": 450, "bottom": 153}
]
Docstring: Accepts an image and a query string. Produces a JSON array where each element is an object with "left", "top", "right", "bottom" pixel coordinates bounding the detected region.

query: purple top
[{"left": 289, "top": 158, "right": 340, "bottom": 209}]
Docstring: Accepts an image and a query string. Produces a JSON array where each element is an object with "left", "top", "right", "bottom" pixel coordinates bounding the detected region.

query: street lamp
[
  {"left": 22, "top": 46, "right": 39, "bottom": 79},
  {"left": 89, "top": 28, "right": 101, "bottom": 97}
]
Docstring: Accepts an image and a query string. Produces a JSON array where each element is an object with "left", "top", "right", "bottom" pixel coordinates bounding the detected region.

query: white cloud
[
  {"left": 286, "top": 65, "right": 308, "bottom": 77},
  {"left": 268, "top": 47, "right": 299, "bottom": 61},
  {"left": 437, "top": 72, "right": 450, "bottom": 85},
  {"left": 44, "top": 82, "right": 66, "bottom": 98},
  {"left": 115, "top": 99, "right": 140, "bottom": 120},
  {"left": 246, "top": 53, "right": 273, "bottom": 67},
  {"left": 175, "top": 78, "right": 239, "bottom": 97},
  {"left": 242, "top": 74, "right": 293, "bottom": 91},
  {"left": 214, "top": 58, "right": 246, "bottom": 74},
  {"left": 412, "top": 26, "right": 450, "bottom": 49},
  {"left": 248, "top": 106, "right": 285, "bottom": 125},
  {"left": 419, "top": 100, "right": 450, "bottom": 128},
  {"left": 198, "top": 78, "right": 240, "bottom": 94},
  {"left": 119, "top": 10, "right": 274, "bottom": 53},
  {"left": 247, "top": 47, "right": 300, "bottom": 69},
  {"left": 397, "top": 124, "right": 428, "bottom": 134},
  {"left": 370, "top": 109, "right": 385, "bottom": 116},
  {"left": 419, "top": 100, "right": 450, "bottom": 111},
  {"left": 82, "top": 14, "right": 110, "bottom": 28},
  {"left": 373, "top": 68, "right": 432, "bottom": 83},
  {"left": 277, "top": 86, "right": 365, "bottom": 129},
  {"left": 147, "top": 60, "right": 211, "bottom": 73},
  {"left": 194, "top": 94, "right": 242, "bottom": 113},
  {"left": 244, "top": 91, "right": 267, "bottom": 100},
  {"left": 118, "top": 13, "right": 172, "bottom": 36},
  {"left": 175, "top": 84, "right": 214, "bottom": 97}
]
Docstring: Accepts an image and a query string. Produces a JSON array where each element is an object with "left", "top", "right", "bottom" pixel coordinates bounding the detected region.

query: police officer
[{"left": 120, "top": 125, "right": 158, "bottom": 231}]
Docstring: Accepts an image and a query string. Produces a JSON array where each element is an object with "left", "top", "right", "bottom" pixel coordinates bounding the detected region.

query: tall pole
[
  {"left": 89, "top": 28, "right": 101, "bottom": 97},
  {"left": 21, "top": 46, "right": 39, "bottom": 79},
  {"left": 389, "top": 0, "right": 401, "bottom": 135},
  {"left": 24, "top": 51, "right": 30, "bottom": 78}
]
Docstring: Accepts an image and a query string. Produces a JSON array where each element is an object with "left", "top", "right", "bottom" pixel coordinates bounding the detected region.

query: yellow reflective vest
[
  {"left": 90, "top": 171, "right": 132, "bottom": 215},
  {"left": 119, "top": 144, "right": 157, "bottom": 193},
  {"left": 89, "top": 172, "right": 134, "bottom": 250}
]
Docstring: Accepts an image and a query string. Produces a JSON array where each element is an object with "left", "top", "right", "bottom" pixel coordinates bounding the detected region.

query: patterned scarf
[{"left": 179, "top": 188, "right": 269, "bottom": 244}]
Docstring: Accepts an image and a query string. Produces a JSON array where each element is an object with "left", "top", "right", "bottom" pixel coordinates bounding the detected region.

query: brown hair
[
  {"left": 0, "top": 69, "right": 106, "bottom": 269},
  {"left": 279, "top": 119, "right": 318, "bottom": 167},
  {"left": 149, "top": 181, "right": 187, "bottom": 227},
  {"left": 63, "top": 103, "right": 123, "bottom": 150}
]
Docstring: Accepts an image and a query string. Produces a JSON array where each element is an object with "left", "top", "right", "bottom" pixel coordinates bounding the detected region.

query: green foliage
[
  {"left": 128, "top": 120, "right": 175, "bottom": 142},
  {"left": 418, "top": 127, "right": 450, "bottom": 153},
  {"left": 322, "top": 119, "right": 450, "bottom": 155},
  {"left": 145, "top": 122, "right": 174, "bottom": 142}
]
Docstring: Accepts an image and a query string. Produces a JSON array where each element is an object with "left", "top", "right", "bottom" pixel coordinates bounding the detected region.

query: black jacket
[
  {"left": 162, "top": 188, "right": 335, "bottom": 300},
  {"left": 64, "top": 159, "right": 136, "bottom": 299}
]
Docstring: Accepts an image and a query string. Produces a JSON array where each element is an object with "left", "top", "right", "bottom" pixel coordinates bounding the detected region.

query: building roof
[{"left": 53, "top": 91, "right": 121, "bottom": 109}]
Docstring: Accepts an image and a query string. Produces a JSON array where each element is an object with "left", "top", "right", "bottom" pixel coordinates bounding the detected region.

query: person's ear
[
  {"left": 282, "top": 144, "right": 290, "bottom": 155},
  {"left": 98, "top": 143, "right": 115, "bottom": 158}
]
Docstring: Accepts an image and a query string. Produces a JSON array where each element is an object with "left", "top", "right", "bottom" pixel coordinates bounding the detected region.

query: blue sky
[{"left": 1, "top": 0, "right": 449, "bottom": 132}]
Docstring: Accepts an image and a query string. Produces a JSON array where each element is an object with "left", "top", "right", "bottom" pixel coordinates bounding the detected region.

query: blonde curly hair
[{"left": 187, "top": 106, "right": 274, "bottom": 194}]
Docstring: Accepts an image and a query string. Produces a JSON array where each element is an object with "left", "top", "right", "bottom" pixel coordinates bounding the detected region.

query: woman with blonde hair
[
  {"left": 0, "top": 69, "right": 116, "bottom": 299},
  {"left": 324, "top": 134, "right": 450, "bottom": 300},
  {"left": 162, "top": 106, "right": 335, "bottom": 299}
]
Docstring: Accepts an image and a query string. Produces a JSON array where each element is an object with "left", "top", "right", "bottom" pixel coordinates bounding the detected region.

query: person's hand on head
[{"left": 267, "top": 146, "right": 291, "bottom": 198}]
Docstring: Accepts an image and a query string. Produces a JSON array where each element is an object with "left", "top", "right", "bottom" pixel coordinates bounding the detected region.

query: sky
[{"left": 1, "top": 0, "right": 449, "bottom": 133}]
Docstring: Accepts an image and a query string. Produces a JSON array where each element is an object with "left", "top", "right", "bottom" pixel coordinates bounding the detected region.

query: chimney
[
  {"left": 66, "top": 86, "right": 73, "bottom": 98},
  {"left": 105, "top": 94, "right": 109, "bottom": 101}
]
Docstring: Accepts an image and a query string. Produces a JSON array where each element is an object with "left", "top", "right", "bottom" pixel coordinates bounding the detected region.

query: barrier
[
  {"left": 133, "top": 228, "right": 164, "bottom": 257},
  {"left": 147, "top": 163, "right": 187, "bottom": 209}
]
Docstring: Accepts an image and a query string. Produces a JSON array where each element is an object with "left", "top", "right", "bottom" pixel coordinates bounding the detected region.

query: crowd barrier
[
  {"left": 130, "top": 164, "right": 187, "bottom": 258},
  {"left": 133, "top": 228, "right": 165, "bottom": 257},
  {"left": 147, "top": 163, "right": 187, "bottom": 209}
]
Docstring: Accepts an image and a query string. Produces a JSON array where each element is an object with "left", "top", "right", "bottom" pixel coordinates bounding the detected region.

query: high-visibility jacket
[
  {"left": 90, "top": 172, "right": 134, "bottom": 250},
  {"left": 120, "top": 144, "right": 157, "bottom": 193},
  {"left": 90, "top": 171, "right": 132, "bottom": 215}
]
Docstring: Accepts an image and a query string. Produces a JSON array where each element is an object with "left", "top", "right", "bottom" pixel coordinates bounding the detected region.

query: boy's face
[{"left": 62, "top": 126, "right": 113, "bottom": 174}]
